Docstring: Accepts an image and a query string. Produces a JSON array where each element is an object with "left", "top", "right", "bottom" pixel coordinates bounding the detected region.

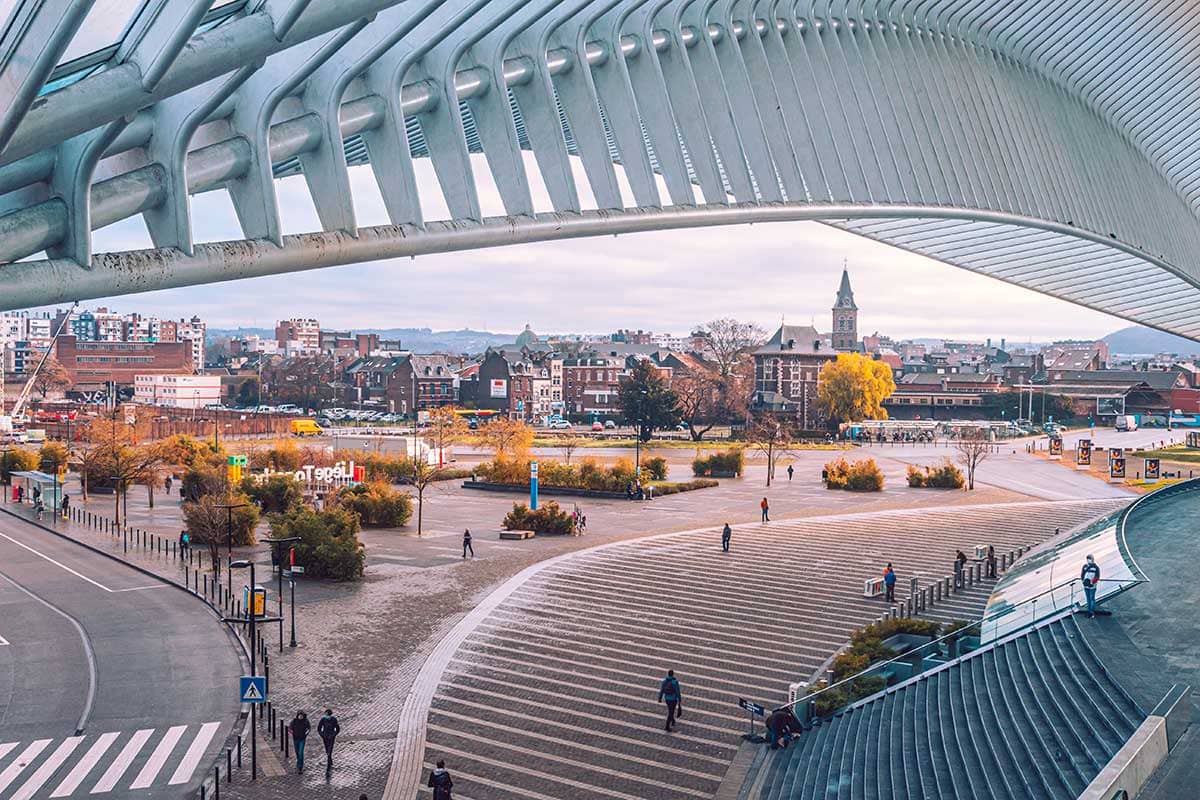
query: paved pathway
[{"left": 410, "top": 499, "right": 1128, "bottom": 800}]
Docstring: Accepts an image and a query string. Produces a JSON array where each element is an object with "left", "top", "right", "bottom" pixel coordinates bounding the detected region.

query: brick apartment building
[{"left": 56, "top": 335, "right": 194, "bottom": 390}]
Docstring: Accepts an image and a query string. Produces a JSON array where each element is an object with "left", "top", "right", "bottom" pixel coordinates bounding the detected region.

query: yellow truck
[{"left": 290, "top": 419, "right": 324, "bottom": 437}]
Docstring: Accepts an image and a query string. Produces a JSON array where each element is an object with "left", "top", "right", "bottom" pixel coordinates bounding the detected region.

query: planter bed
[{"left": 463, "top": 479, "right": 718, "bottom": 498}]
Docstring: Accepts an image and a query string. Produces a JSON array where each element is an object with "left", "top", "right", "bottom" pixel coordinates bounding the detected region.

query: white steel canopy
[{"left": 1, "top": 0, "right": 1199, "bottom": 339}]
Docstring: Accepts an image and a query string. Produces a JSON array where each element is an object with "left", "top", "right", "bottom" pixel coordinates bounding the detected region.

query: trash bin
[{"left": 243, "top": 585, "right": 267, "bottom": 617}]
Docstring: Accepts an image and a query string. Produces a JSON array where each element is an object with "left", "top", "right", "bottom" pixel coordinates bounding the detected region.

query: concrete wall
[{"left": 1078, "top": 715, "right": 1169, "bottom": 800}]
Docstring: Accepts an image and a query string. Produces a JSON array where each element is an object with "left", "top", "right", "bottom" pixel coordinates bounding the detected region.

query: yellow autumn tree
[{"left": 817, "top": 353, "right": 897, "bottom": 423}]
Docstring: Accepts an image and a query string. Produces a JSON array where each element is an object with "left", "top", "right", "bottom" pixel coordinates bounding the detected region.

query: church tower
[{"left": 832, "top": 267, "right": 858, "bottom": 352}]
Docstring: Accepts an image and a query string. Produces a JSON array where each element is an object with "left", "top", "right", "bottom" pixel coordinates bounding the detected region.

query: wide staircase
[{"left": 754, "top": 613, "right": 1146, "bottom": 800}]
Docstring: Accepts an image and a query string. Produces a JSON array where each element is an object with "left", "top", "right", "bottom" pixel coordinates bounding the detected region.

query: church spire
[{"left": 834, "top": 263, "right": 857, "bottom": 310}]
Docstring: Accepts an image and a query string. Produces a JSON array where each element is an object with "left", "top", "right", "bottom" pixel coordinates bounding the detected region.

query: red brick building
[{"left": 56, "top": 334, "right": 193, "bottom": 390}]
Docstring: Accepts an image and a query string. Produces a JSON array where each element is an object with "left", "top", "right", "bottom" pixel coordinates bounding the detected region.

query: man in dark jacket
[
  {"left": 289, "top": 711, "right": 310, "bottom": 772},
  {"left": 317, "top": 708, "right": 340, "bottom": 773},
  {"left": 658, "top": 670, "right": 682, "bottom": 731},
  {"left": 721, "top": 523, "right": 732, "bottom": 553},
  {"left": 428, "top": 759, "right": 453, "bottom": 799},
  {"left": 462, "top": 529, "right": 474, "bottom": 559},
  {"left": 1081, "top": 554, "right": 1101, "bottom": 618}
]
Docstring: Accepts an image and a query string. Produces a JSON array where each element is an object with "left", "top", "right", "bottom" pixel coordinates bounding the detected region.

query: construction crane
[{"left": 4, "top": 302, "right": 78, "bottom": 424}]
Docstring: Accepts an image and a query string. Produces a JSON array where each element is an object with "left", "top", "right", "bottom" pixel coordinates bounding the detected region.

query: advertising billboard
[
  {"left": 1110, "top": 457, "right": 1126, "bottom": 479},
  {"left": 489, "top": 379, "right": 508, "bottom": 398},
  {"left": 1145, "top": 458, "right": 1161, "bottom": 480},
  {"left": 1097, "top": 397, "right": 1125, "bottom": 416},
  {"left": 1049, "top": 437, "right": 1063, "bottom": 458},
  {"left": 1077, "top": 439, "right": 1092, "bottom": 467}
]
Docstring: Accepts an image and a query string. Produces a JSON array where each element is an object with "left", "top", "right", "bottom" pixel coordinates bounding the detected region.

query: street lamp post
[
  {"left": 230, "top": 559, "right": 258, "bottom": 780},
  {"left": 217, "top": 501, "right": 249, "bottom": 599},
  {"left": 1, "top": 444, "right": 8, "bottom": 503},
  {"left": 635, "top": 389, "right": 648, "bottom": 477},
  {"left": 268, "top": 536, "right": 301, "bottom": 652}
]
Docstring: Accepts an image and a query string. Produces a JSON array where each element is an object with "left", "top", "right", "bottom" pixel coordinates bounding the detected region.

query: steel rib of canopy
[{"left": 0, "top": 0, "right": 1199, "bottom": 340}]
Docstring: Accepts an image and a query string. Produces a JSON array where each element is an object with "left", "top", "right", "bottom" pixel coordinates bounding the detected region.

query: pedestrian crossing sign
[{"left": 239, "top": 675, "right": 266, "bottom": 703}]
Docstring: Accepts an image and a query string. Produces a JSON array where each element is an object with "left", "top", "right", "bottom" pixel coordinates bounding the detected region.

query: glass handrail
[{"left": 778, "top": 574, "right": 1145, "bottom": 716}]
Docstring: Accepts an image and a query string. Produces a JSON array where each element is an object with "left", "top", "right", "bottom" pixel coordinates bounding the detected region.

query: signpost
[
  {"left": 738, "top": 698, "right": 766, "bottom": 736},
  {"left": 239, "top": 675, "right": 266, "bottom": 704},
  {"left": 1145, "top": 458, "right": 1161, "bottom": 480},
  {"left": 1049, "top": 437, "right": 1063, "bottom": 460},
  {"left": 530, "top": 461, "right": 539, "bottom": 511},
  {"left": 1077, "top": 439, "right": 1092, "bottom": 470}
]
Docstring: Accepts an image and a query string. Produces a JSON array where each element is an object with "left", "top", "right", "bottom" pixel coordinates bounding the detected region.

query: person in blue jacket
[
  {"left": 1081, "top": 554, "right": 1101, "bottom": 618},
  {"left": 658, "top": 670, "right": 683, "bottom": 731},
  {"left": 884, "top": 563, "right": 897, "bottom": 602}
]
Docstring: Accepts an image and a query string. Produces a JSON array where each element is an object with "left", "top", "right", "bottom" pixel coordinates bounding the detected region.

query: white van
[{"left": 1115, "top": 415, "right": 1138, "bottom": 432}]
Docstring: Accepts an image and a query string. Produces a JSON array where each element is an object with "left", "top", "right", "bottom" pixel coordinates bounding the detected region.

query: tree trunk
[
  {"left": 147, "top": 482, "right": 154, "bottom": 509},
  {"left": 417, "top": 489, "right": 424, "bottom": 537},
  {"left": 81, "top": 472, "right": 88, "bottom": 501}
]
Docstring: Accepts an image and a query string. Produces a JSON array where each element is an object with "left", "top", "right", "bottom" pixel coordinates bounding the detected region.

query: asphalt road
[{"left": 0, "top": 511, "right": 241, "bottom": 799}]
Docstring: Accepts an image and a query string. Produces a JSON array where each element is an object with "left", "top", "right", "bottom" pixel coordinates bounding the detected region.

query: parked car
[
  {"left": 548, "top": 419, "right": 573, "bottom": 429},
  {"left": 592, "top": 421, "right": 604, "bottom": 432},
  {"left": 604, "top": 420, "right": 617, "bottom": 429}
]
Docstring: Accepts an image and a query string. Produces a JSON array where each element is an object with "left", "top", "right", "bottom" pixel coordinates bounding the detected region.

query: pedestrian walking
[
  {"left": 787, "top": 464, "right": 794, "bottom": 481},
  {"left": 317, "top": 708, "right": 340, "bottom": 774},
  {"left": 180, "top": 530, "right": 189, "bottom": 553},
  {"left": 462, "top": 529, "right": 474, "bottom": 559},
  {"left": 884, "top": 563, "right": 897, "bottom": 602},
  {"left": 760, "top": 497, "right": 769, "bottom": 523},
  {"left": 34, "top": 497, "right": 44, "bottom": 520},
  {"left": 986, "top": 545, "right": 997, "bottom": 579},
  {"left": 580, "top": 514, "right": 587, "bottom": 533},
  {"left": 32, "top": 485, "right": 40, "bottom": 506},
  {"left": 721, "top": 522, "right": 732, "bottom": 553},
  {"left": 164, "top": 475, "right": 172, "bottom": 495},
  {"left": 1080, "top": 554, "right": 1101, "bottom": 619},
  {"left": 60, "top": 492, "right": 69, "bottom": 518},
  {"left": 428, "top": 759, "right": 454, "bottom": 800},
  {"left": 658, "top": 670, "right": 683, "bottom": 731},
  {"left": 289, "top": 711, "right": 310, "bottom": 772},
  {"left": 15, "top": 485, "right": 23, "bottom": 503}
]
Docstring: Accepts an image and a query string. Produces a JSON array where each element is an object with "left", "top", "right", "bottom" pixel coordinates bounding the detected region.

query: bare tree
[
  {"left": 557, "top": 436, "right": 587, "bottom": 465},
  {"left": 955, "top": 431, "right": 991, "bottom": 490},
  {"left": 32, "top": 357, "right": 71, "bottom": 399},
  {"left": 406, "top": 458, "right": 443, "bottom": 537},
  {"left": 696, "top": 319, "right": 766, "bottom": 380},
  {"left": 673, "top": 369, "right": 719, "bottom": 441},
  {"left": 748, "top": 413, "right": 794, "bottom": 487}
]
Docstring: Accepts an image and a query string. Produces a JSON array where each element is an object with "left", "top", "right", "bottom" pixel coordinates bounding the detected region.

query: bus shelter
[{"left": 9, "top": 470, "right": 65, "bottom": 510}]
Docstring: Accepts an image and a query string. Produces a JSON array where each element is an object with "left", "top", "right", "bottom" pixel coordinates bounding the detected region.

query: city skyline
[{"left": 62, "top": 156, "right": 1130, "bottom": 342}]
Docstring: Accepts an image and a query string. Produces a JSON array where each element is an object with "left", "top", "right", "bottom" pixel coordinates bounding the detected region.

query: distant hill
[
  {"left": 1103, "top": 325, "right": 1200, "bottom": 356},
  {"left": 206, "top": 326, "right": 518, "bottom": 354}
]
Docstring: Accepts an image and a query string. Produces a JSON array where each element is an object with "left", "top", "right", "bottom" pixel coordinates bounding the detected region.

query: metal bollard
[
  {"left": 936, "top": 581, "right": 942, "bottom": 601},
  {"left": 975, "top": 563, "right": 982, "bottom": 582},
  {"left": 201, "top": 786, "right": 205, "bottom": 800},
  {"left": 214, "top": 766, "right": 220, "bottom": 800},
  {"left": 203, "top": 574, "right": 208, "bottom": 596},
  {"left": 227, "top": 748, "right": 232, "bottom": 776},
  {"left": 237, "top": 736, "right": 242, "bottom": 768}
]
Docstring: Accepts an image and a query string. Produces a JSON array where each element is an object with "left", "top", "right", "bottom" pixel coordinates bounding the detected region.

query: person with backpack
[
  {"left": 1080, "top": 554, "right": 1102, "bottom": 618},
  {"left": 317, "top": 708, "right": 340, "bottom": 774},
  {"left": 760, "top": 497, "right": 769, "bottom": 523},
  {"left": 462, "top": 529, "right": 474, "bottom": 559},
  {"left": 428, "top": 759, "right": 453, "bottom": 799},
  {"left": 884, "top": 563, "right": 897, "bottom": 602},
  {"left": 721, "top": 523, "right": 732, "bottom": 553},
  {"left": 658, "top": 670, "right": 683, "bottom": 731},
  {"left": 289, "top": 711, "right": 310, "bottom": 772}
]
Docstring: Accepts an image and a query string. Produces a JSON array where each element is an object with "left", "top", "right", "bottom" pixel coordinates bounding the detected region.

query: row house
[
  {"left": 563, "top": 355, "right": 625, "bottom": 417},
  {"left": 388, "top": 354, "right": 461, "bottom": 413},
  {"left": 468, "top": 349, "right": 536, "bottom": 418},
  {"left": 751, "top": 324, "right": 837, "bottom": 429}
]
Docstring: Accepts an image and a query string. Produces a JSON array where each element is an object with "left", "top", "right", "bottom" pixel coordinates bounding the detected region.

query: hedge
[
  {"left": 335, "top": 481, "right": 413, "bottom": 527},
  {"left": 906, "top": 461, "right": 965, "bottom": 489},
  {"left": 477, "top": 456, "right": 638, "bottom": 493},
  {"left": 814, "top": 617, "right": 946, "bottom": 716},
  {"left": 825, "top": 457, "right": 885, "bottom": 491},
  {"left": 240, "top": 474, "right": 304, "bottom": 513},
  {"left": 692, "top": 448, "right": 745, "bottom": 477},
  {"left": 650, "top": 479, "right": 719, "bottom": 496},
  {"left": 502, "top": 501, "right": 575, "bottom": 535},
  {"left": 268, "top": 505, "right": 365, "bottom": 581}
]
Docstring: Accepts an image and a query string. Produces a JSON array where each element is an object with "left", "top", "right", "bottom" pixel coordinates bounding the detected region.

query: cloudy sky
[{"left": 75, "top": 153, "right": 1127, "bottom": 342}]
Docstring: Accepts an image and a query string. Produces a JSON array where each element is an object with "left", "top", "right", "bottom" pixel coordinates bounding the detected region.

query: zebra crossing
[
  {"left": 0, "top": 722, "right": 222, "bottom": 799},
  {"left": 418, "top": 499, "right": 1129, "bottom": 800}
]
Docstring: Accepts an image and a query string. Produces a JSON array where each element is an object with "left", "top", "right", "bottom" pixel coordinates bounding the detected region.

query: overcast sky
[{"left": 74, "top": 153, "right": 1127, "bottom": 342}]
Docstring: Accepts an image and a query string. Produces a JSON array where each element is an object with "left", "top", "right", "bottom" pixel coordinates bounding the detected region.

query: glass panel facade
[{"left": 982, "top": 508, "right": 1139, "bottom": 642}]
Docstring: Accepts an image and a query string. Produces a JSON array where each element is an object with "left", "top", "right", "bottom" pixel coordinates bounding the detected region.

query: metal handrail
[{"left": 776, "top": 574, "right": 1146, "bottom": 715}]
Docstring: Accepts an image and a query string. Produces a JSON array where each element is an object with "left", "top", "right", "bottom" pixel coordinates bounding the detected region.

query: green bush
[
  {"left": 335, "top": 481, "right": 413, "bottom": 527},
  {"left": 476, "top": 456, "right": 637, "bottom": 493},
  {"left": 825, "top": 457, "right": 885, "bottom": 491},
  {"left": 692, "top": 448, "right": 745, "bottom": 476},
  {"left": 269, "top": 505, "right": 365, "bottom": 581},
  {"left": 640, "top": 456, "right": 668, "bottom": 481},
  {"left": 502, "top": 501, "right": 575, "bottom": 535},
  {"left": 906, "top": 460, "right": 964, "bottom": 489},
  {"left": 0, "top": 447, "right": 38, "bottom": 482},
  {"left": 240, "top": 474, "right": 304, "bottom": 513},
  {"left": 813, "top": 617, "right": 944, "bottom": 717}
]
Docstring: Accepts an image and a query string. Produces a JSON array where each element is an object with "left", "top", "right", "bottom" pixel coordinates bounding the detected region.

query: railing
[
  {"left": 1116, "top": 476, "right": 1200, "bottom": 583},
  {"left": 779, "top": 575, "right": 1146, "bottom": 719}
]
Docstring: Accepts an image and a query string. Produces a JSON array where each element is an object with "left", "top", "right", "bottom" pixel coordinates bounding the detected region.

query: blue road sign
[{"left": 239, "top": 675, "right": 266, "bottom": 704}]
